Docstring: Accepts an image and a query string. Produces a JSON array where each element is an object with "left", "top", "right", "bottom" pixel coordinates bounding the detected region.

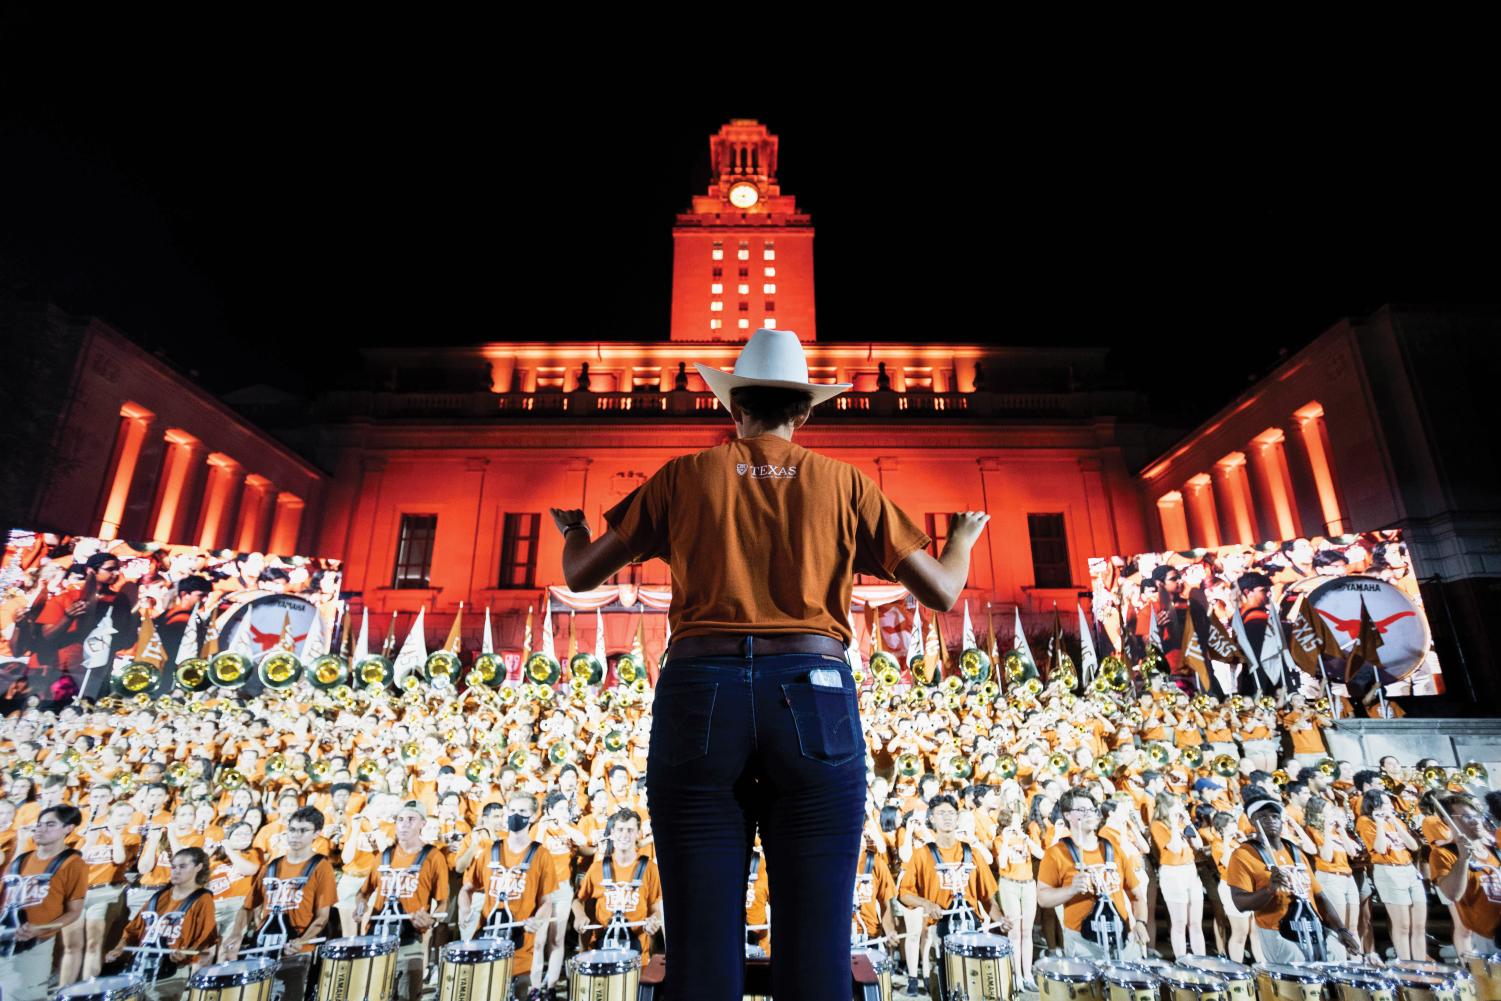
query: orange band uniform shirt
[
  {"left": 78, "top": 829, "right": 140, "bottom": 887},
  {"left": 464, "top": 839, "right": 559, "bottom": 970},
  {"left": 604, "top": 434, "right": 930, "bottom": 644},
  {"left": 898, "top": 841, "right": 999, "bottom": 927},
  {"left": 577, "top": 853, "right": 662, "bottom": 959},
  {"left": 1225, "top": 841, "right": 1321, "bottom": 930},
  {"left": 1356, "top": 815, "right": 1414, "bottom": 867},
  {"left": 1429, "top": 844, "right": 1501, "bottom": 939},
  {"left": 1038, "top": 840, "right": 1139, "bottom": 932},
  {"left": 244, "top": 856, "right": 338, "bottom": 950},
  {"left": 207, "top": 848, "right": 262, "bottom": 900},
  {"left": 994, "top": 827, "right": 1037, "bottom": 883},
  {"left": 364, "top": 845, "right": 449, "bottom": 917},
  {"left": 4, "top": 849, "right": 88, "bottom": 939},
  {"left": 853, "top": 849, "right": 896, "bottom": 940},
  {"left": 1307, "top": 828, "right": 1353, "bottom": 876},
  {"left": 1151, "top": 820, "right": 1195, "bottom": 867},
  {"left": 120, "top": 888, "right": 219, "bottom": 958}
]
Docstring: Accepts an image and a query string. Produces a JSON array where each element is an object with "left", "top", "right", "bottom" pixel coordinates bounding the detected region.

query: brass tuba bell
[
  {"left": 209, "top": 651, "right": 253, "bottom": 689},
  {"left": 174, "top": 658, "right": 211, "bottom": 693},
  {"left": 257, "top": 651, "right": 303, "bottom": 690},
  {"left": 424, "top": 650, "right": 461, "bottom": 685},
  {"left": 308, "top": 654, "right": 349, "bottom": 690},
  {"left": 896, "top": 753, "right": 922, "bottom": 778},
  {"left": 1212, "top": 754, "right": 1239, "bottom": 778},
  {"left": 111, "top": 660, "right": 161, "bottom": 698}
]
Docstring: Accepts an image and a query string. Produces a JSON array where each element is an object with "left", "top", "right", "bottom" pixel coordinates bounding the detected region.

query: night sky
[{"left": 2, "top": 37, "right": 1491, "bottom": 429}]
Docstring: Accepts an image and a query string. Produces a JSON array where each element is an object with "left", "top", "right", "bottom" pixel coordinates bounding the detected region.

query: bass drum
[
  {"left": 438, "top": 937, "right": 515, "bottom": 1001},
  {"left": 1283, "top": 574, "right": 1431, "bottom": 683},
  {"left": 187, "top": 957, "right": 278, "bottom": 1001},
  {"left": 213, "top": 591, "right": 324, "bottom": 693}
]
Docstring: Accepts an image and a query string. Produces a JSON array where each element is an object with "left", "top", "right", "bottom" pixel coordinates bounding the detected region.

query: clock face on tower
[{"left": 728, "top": 183, "right": 759, "bottom": 209}]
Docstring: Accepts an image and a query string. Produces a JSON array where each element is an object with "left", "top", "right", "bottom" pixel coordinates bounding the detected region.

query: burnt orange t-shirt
[
  {"left": 4, "top": 848, "right": 87, "bottom": 938},
  {"left": 121, "top": 887, "right": 219, "bottom": 957},
  {"left": 244, "top": 855, "right": 338, "bottom": 949},
  {"left": 1430, "top": 845, "right": 1501, "bottom": 938},
  {"left": 604, "top": 434, "right": 930, "bottom": 644}
]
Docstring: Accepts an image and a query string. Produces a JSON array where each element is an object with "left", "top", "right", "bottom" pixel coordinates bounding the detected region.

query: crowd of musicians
[{"left": 0, "top": 659, "right": 1496, "bottom": 1001}]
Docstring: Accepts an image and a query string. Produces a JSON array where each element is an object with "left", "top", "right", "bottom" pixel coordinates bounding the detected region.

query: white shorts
[
  {"left": 1241, "top": 739, "right": 1277, "bottom": 758},
  {"left": 1318, "top": 871, "right": 1358, "bottom": 917},
  {"left": 84, "top": 884, "right": 124, "bottom": 922},
  {"left": 1372, "top": 863, "right": 1424, "bottom": 905},
  {"left": 1158, "top": 863, "right": 1204, "bottom": 905},
  {"left": 1255, "top": 925, "right": 1348, "bottom": 964},
  {"left": 1218, "top": 878, "right": 1247, "bottom": 918},
  {"left": 1293, "top": 753, "right": 1325, "bottom": 769},
  {"left": 998, "top": 877, "right": 1036, "bottom": 918}
]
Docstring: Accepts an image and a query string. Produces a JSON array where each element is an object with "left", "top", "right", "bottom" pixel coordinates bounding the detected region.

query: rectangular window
[
  {"left": 710, "top": 301, "right": 723, "bottom": 312},
  {"left": 737, "top": 240, "right": 750, "bottom": 261},
  {"left": 764, "top": 267, "right": 776, "bottom": 278},
  {"left": 711, "top": 241, "right": 723, "bottom": 261},
  {"left": 712, "top": 266, "right": 722, "bottom": 278},
  {"left": 498, "top": 512, "right": 541, "bottom": 589},
  {"left": 737, "top": 301, "right": 749, "bottom": 311},
  {"left": 709, "top": 318, "right": 723, "bottom": 330},
  {"left": 762, "top": 283, "right": 776, "bottom": 295},
  {"left": 392, "top": 515, "right": 438, "bottom": 589},
  {"left": 1027, "top": 513, "right": 1071, "bottom": 589},
  {"left": 763, "top": 318, "right": 776, "bottom": 328},
  {"left": 737, "top": 318, "right": 750, "bottom": 329},
  {"left": 632, "top": 368, "right": 660, "bottom": 391},
  {"left": 763, "top": 300, "right": 775, "bottom": 312},
  {"left": 710, "top": 283, "right": 723, "bottom": 294},
  {"left": 737, "top": 283, "right": 750, "bottom": 295},
  {"left": 924, "top": 513, "right": 950, "bottom": 558},
  {"left": 763, "top": 249, "right": 775, "bottom": 261}
]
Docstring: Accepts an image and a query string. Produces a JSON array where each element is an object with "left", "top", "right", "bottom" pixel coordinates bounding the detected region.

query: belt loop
[{"left": 745, "top": 635, "right": 754, "bottom": 659}]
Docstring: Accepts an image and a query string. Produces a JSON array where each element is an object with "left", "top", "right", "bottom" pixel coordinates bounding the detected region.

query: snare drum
[
  {"left": 53, "top": 976, "right": 147, "bottom": 1001},
  {"left": 568, "top": 948, "right": 641, "bottom": 1001},
  {"left": 1255, "top": 963, "right": 1327, "bottom": 1001},
  {"left": 438, "top": 938, "right": 515, "bottom": 1001},
  {"left": 1181, "top": 956, "right": 1256, "bottom": 1001},
  {"left": 1327, "top": 969, "right": 1398, "bottom": 1001},
  {"left": 1394, "top": 973, "right": 1463, "bottom": 1001},
  {"left": 858, "top": 947, "right": 894, "bottom": 1001},
  {"left": 1159, "top": 966, "right": 1230, "bottom": 1001},
  {"left": 316, "top": 936, "right": 400, "bottom": 1001},
  {"left": 187, "top": 958, "right": 279, "bottom": 1001},
  {"left": 943, "top": 932, "right": 1013, "bottom": 1000},
  {"left": 1037, "top": 957, "right": 1102, "bottom": 1001},
  {"left": 1394, "top": 963, "right": 1477, "bottom": 1001},
  {"left": 1463, "top": 954, "right": 1501, "bottom": 1001},
  {"left": 1100, "top": 962, "right": 1161, "bottom": 1001}
]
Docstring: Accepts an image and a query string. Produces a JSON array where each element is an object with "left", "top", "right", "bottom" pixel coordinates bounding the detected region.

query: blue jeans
[{"left": 646, "top": 647, "right": 866, "bottom": 1001}]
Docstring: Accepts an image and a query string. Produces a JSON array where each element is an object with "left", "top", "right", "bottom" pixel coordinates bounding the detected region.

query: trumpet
[
  {"left": 1316, "top": 757, "right": 1339, "bottom": 779},
  {"left": 943, "top": 675, "right": 964, "bottom": 695},
  {"left": 507, "top": 748, "right": 528, "bottom": 772},
  {"left": 307, "top": 760, "right": 332, "bottom": 785},
  {"left": 400, "top": 742, "right": 421, "bottom": 764},
  {"left": 1463, "top": 761, "right": 1489, "bottom": 785},
  {"left": 465, "top": 757, "right": 494, "bottom": 784},
  {"left": 166, "top": 761, "right": 195, "bottom": 788},
  {"left": 603, "top": 729, "right": 627, "bottom": 753},
  {"left": 547, "top": 743, "right": 572, "bottom": 767},
  {"left": 215, "top": 768, "right": 245, "bottom": 792},
  {"left": 1052, "top": 663, "right": 1078, "bottom": 691},
  {"left": 978, "top": 681, "right": 999, "bottom": 703},
  {"left": 1272, "top": 769, "right": 1291, "bottom": 788},
  {"left": 1257, "top": 695, "right": 1276, "bottom": 711}
]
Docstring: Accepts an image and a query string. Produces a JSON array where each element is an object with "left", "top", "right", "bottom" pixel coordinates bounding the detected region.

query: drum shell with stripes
[
  {"left": 1463, "top": 954, "right": 1501, "bottom": 1001},
  {"left": 1180, "top": 956, "right": 1255, "bottom": 1001},
  {"left": 1394, "top": 974, "right": 1464, "bottom": 1001},
  {"left": 943, "top": 931, "right": 1013, "bottom": 1001},
  {"left": 1393, "top": 963, "right": 1477, "bottom": 1001},
  {"left": 1159, "top": 966, "right": 1229, "bottom": 1001},
  {"left": 568, "top": 948, "right": 641, "bottom": 1001},
  {"left": 439, "top": 938, "right": 515, "bottom": 1001},
  {"left": 187, "top": 958, "right": 278, "bottom": 1001},
  {"left": 53, "top": 975, "right": 147, "bottom": 1001},
  {"left": 1037, "top": 957, "right": 1101, "bottom": 1001},
  {"left": 1255, "top": 964, "right": 1326, "bottom": 1001},
  {"left": 316, "top": 936, "right": 399, "bottom": 1001},
  {"left": 1100, "top": 961, "right": 1160, "bottom": 1001}
]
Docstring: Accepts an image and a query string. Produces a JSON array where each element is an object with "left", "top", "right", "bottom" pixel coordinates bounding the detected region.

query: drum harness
[
  {"left": 850, "top": 850, "right": 879, "bottom": 943},
  {"left": 1252, "top": 838, "right": 1325, "bottom": 961},
  {"left": 244, "top": 853, "right": 329, "bottom": 959},
  {"left": 126, "top": 885, "right": 212, "bottom": 981},
  {"left": 929, "top": 842, "right": 982, "bottom": 940},
  {"left": 370, "top": 844, "right": 432, "bottom": 943},
  {"left": 0, "top": 847, "right": 79, "bottom": 957},
  {"left": 580, "top": 853, "right": 651, "bottom": 953},
  {"left": 1061, "top": 836, "right": 1126, "bottom": 960},
  {"left": 482, "top": 839, "right": 541, "bottom": 938}
]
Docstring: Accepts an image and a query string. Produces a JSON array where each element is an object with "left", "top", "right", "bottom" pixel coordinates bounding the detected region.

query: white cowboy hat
[{"left": 694, "top": 328, "right": 852, "bottom": 411}]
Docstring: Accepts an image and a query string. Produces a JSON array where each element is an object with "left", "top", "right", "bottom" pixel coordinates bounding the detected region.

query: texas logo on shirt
[
  {"left": 487, "top": 864, "right": 527, "bottom": 902},
  {"left": 736, "top": 463, "right": 798, "bottom": 479},
  {"left": 375, "top": 867, "right": 421, "bottom": 902},
  {"left": 602, "top": 880, "right": 642, "bottom": 914},
  {"left": 264, "top": 877, "right": 307, "bottom": 912},
  {"left": 936, "top": 862, "right": 973, "bottom": 894},
  {"left": 853, "top": 873, "right": 875, "bottom": 905}
]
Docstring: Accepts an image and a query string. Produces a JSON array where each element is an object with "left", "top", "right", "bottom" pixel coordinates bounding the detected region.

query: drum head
[
  {"left": 573, "top": 948, "right": 641, "bottom": 975},
  {"left": 1037, "top": 957, "right": 1099, "bottom": 981},
  {"left": 857, "top": 947, "right": 893, "bottom": 973},
  {"left": 1258, "top": 963, "right": 1325, "bottom": 984},
  {"left": 1101, "top": 962, "right": 1159, "bottom": 987},
  {"left": 1182, "top": 957, "right": 1253, "bottom": 980},
  {"left": 1287, "top": 575, "right": 1430, "bottom": 681},
  {"left": 443, "top": 937, "right": 517, "bottom": 962},
  {"left": 188, "top": 958, "right": 279, "bottom": 987},
  {"left": 943, "top": 931, "right": 1012, "bottom": 958},
  {"left": 319, "top": 935, "right": 399, "bottom": 959},
  {"left": 1162, "top": 968, "right": 1227, "bottom": 989},
  {"left": 54, "top": 975, "right": 146, "bottom": 1000}
]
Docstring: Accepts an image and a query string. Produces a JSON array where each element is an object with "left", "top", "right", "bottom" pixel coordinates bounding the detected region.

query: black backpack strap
[
  {"left": 602, "top": 855, "right": 613, "bottom": 882},
  {"left": 927, "top": 842, "right": 942, "bottom": 868},
  {"left": 631, "top": 857, "right": 648, "bottom": 884},
  {"left": 168, "top": 888, "right": 210, "bottom": 917},
  {"left": 300, "top": 853, "right": 325, "bottom": 880},
  {"left": 1061, "top": 837, "right": 1081, "bottom": 866},
  {"left": 9, "top": 851, "right": 30, "bottom": 876},
  {"left": 43, "top": 849, "right": 77, "bottom": 877},
  {"left": 381, "top": 847, "right": 392, "bottom": 868},
  {"left": 520, "top": 842, "right": 539, "bottom": 871},
  {"left": 863, "top": 851, "right": 876, "bottom": 876},
  {"left": 148, "top": 887, "right": 168, "bottom": 912},
  {"left": 962, "top": 844, "right": 972, "bottom": 867},
  {"left": 412, "top": 845, "right": 432, "bottom": 871},
  {"left": 491, "top": 841, "right": 502, "bottom": 865}
]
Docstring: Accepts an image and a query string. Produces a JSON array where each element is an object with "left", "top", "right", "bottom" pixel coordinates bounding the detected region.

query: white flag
[
  {"left": 1077, "top": 602, "right": 1098, "bottom": 682},
  {"left": 1012, "top": 606, "right": 1037, "bottom": 673},
  {"left": 393, "top": 607, "right": 427, "bottom": 682},
  {"left": 907, "top": 601, "right": 925, "bottom": 667},
  {"left": 1259, "top": 614, "right": 1286, "bottom": 687},
  {"left": 595, "top": 608, "right": 607, "bottom": 665},
  {"left": 175, "top": 610, "right": 201, "bottom": 665},
  {"left": 228, "top": 611, "right": 258, "bottom": 660},
  {"left": 960, "top": 600, "right": 976, "bottom": 650},
  {"left": 541, "top": 594, "right": 557, "bottom": 663},
  {"left": 353, "top": 608, "right": 370, "bottom": 662},
  {"left": 846, "top": 622, "right": 863, "bottom": 671},
  {"left": 299, "top": 608, "right": 329, "bottom": 662},
  {"left": 482, "top": 607, "right": 494, "bottom": 655},
  {"left": 82, "top": 606, "right": 117, "bottom": 670},
  {"left": 1147, "top": 595, "right": 1161, "bottom": 651}
]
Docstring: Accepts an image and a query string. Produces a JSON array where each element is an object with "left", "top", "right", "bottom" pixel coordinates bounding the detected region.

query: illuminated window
[
  {"left": 737, "top": 302, "right": 749, "bottom": 312},
  {"left": 1027, "top": 514, "right": 1071, "bottom": 589},
  {"left": 710, "top": 301, "right": 723, "bottom": 312},
  {"left": 393, "top": 514, "right": 438, "bottom": 589},
  {"left": 737, "top": 283, "right": 750, "bottom": 295},
  {"left": 764, "top": 267, "right": 776, "bottom": 277},
  {"left": 737, "top": 249, "right": 750, "bottom": 260},
  {"left": 710, "top": 283, "right": 723, "bottom": 294},
  {"left": 712, "top": 241, "right": 723, "bottom": 261},
  {"left": 763, "top": 318, "right": 776, "bottom": 328},
  {"left": 762, "top": 283, "right": 776, "bottom": 295},
  {"left": 497, "top": 513, "right": 540, "bottom": 589},
  {"left": 738, "top": 318, "right": 750, "bottom": 329},
  {"left": 632, "top": 368, "right": 661, "bottom": 391},
  {"left": 763, "top": 248, "right": 775, "bottom": 261},
  {"left": 710, "top": 319, "right": 723, "bottom": 330},
  {"left": 535, "top": 367, "right": 565, "bottom": 390},
  {"left": 764, "top": 301, "right": 775, "bottom": 312}
]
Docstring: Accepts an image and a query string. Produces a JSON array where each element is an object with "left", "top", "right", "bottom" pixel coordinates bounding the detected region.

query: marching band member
[
  {"left": 1151, "top": 791, "right": 1206, "bottom": 958},
  {"left": 205, "top": 821, "right": 260, "bottom": 938},
  {"left": 65, "top": 797, "right": 138, "bottom": 982},
  {"left": 458, "top": 794, "right": 556, "bottom": 1001},
  {"left": 572, "top": 808, "right": 663, "bottom": 958},
  {"left": 1430, "top": 793, "right": 1501, "bottom": 950},
  {"left": 105, "top": 846, "right": 218, "bottom": 1001},
  {"left": 1357, "top": 788, "right": 1428, "bottom": 960},
  {"left": 993, "top": 805, "right": 1040, "bottom": 989},
  {"left": 1227, "top": 792, "right": 1359, "bottom": 963},
  {"left": 223, "top": 806, "right": 337, "bottom": 1001},
  {"left": 355, "top": 801, "right": 449, "bottom": 1001},
  {"left": 533, "top": 789, "right": 588, "bottom": 991},
  {"left": 1038, "top": 789, "right": 1149, "bottom": 961},
  {"left": 0, "top": 804, "right": 87, "bottom": 999}
]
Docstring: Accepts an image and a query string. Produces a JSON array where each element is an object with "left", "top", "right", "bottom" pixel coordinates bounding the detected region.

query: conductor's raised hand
[{"left": 946, "top": 512, "right": 990, "bottom": 549}]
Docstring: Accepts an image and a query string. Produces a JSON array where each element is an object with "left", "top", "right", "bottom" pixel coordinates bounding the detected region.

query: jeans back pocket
[
  {"left": 782, "top": 681, "right": 860, "bottom": 765},
  {"left": 650, "top": 681, "right": 719, "bottom": 766}
]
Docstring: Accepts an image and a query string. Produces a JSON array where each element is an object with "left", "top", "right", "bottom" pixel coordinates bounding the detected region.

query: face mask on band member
[{"left": 507, "top": 813, "right": 531, "bottom": 833}]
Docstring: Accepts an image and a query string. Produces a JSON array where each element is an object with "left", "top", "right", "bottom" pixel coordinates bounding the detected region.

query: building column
[
  {"left": 1293, "top": 402, "right": 1348, "bottom": 535},
  {"left": 1249, "top": 428, "right": 1301, "bottom": 541},
  {"left": 1184, "top": 473, "right": 1221, "bottom": 549},
  {"left": 1077, "top": 456, "right": 1121, "bottom": 565},
  {"left": 234, "top": 475, "right": 274, "bottom": 553},
  {"left": 267, "top": 492, "right": 305, "bottom": 555},
  {"left": 1212, "top": 451, "right": 1258, "bottom": 546},
  {"left": 1155, "top": 491, "right": 1191, "bottom": 551},
  {"left": 97, "top": 403, "right": 155, "bottom": 541},
  {"left": 148, "top": 429, "right": 202, "bottom": 544},
  {"left": 349, "top": 456, "right": 390, "bottom": 597},
  {"left": 195, "top": 455, "right": 243, "bottom": 550}
]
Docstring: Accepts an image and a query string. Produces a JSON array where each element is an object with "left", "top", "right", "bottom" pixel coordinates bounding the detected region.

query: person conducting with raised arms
[{"left": 550, "top": 328, "right": 988, "bottom": 1001}]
